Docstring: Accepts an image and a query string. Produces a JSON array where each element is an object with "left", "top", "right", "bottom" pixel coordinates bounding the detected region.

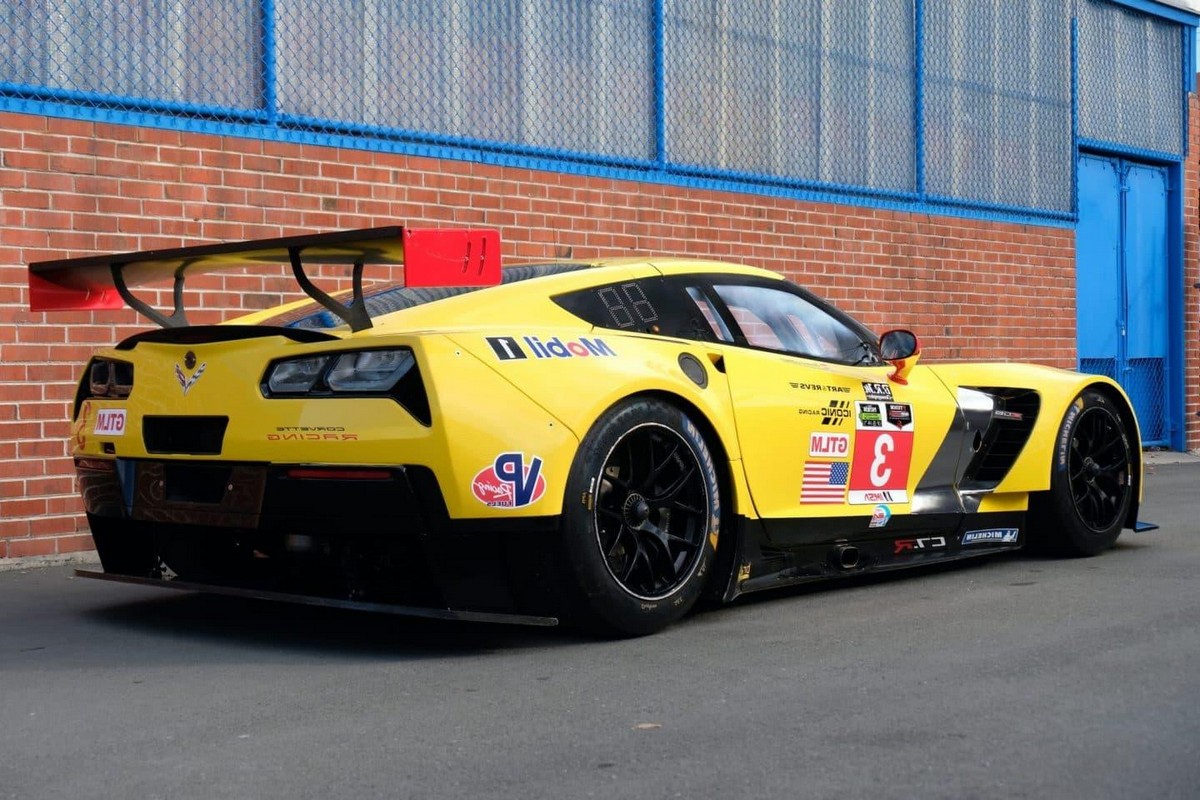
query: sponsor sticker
[
  {"left": 791, "top": 381, "right": 851, "bottom": 394},
  {"left": 809, "top": 432, "right": 850, "bottom": 457},
  {"left": 862, "top": 381, "right": 894, "bottom": 401},
  {"left": 800, "top": 460, "right": 849, "bottom": 504},
  {"left": 857, "top": 402, "right": 883, "bottom": 428},
  {"left": 472, "top": 452, "right": 546, "bottom": 508},
  {"left": 487, "top": 335, "right": 616, "bottom": 361},
  {"left": 961, "top": 528, "right": 1019, "bottom": 546},
  {"left": 894, "top": 535, "right": 946, "bottom": 555},
  {"left": 93, "top": 408, "right": 126, "bottom": 436},
  {"left": 886, "top": 403, "right": 913, "bottom": 429},
  {"left": 869, "top": 504, "right": 892, "bottom": 528},
  {"left": 848, "top": 401, "right": 913, "bottom": 505},
  {"left": 799, "top": 399, "right": 851, "bottom": 427}
]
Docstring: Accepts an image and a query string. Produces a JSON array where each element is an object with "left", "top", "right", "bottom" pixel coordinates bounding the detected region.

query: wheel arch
[
  {"left": 605, "top": 388, "right": 749, "bottom": 605},
  {"left": 1084, "top": 380, "right": 1143, "bottom": 529}
]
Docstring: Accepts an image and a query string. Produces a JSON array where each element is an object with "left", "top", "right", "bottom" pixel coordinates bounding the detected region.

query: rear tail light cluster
[
  {"left": 262, "top": 347, "right": 431, "bottom": 425},
  {"left": 75, "top": 358, "right": 134, "bottom": 418}
]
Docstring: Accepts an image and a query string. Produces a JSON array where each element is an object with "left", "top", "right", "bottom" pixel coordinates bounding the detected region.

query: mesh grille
[
  {"left": 0, "top": 1, "right": 1188, "bottom": 215},
  {"left": 1077, "top": 0, "right": 1184, "bottom": 155}
]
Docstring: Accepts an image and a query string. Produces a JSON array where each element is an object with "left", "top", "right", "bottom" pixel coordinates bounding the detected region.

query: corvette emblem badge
[{"left": 175, "top": 361, "right": 207, "bottom": 395}]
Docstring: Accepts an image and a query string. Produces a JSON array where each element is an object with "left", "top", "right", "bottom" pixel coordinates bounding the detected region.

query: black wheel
[
  {"left": 558, "top": 398, "right": 720, "bottom": 636},
  {"left": 1032, "top": 389, "right": 1134, "bottom": 556}
]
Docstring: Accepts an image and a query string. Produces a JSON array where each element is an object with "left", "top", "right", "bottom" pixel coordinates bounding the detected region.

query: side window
[
  {"left": 555, "top": 278, "right": 723, "bottom": 342},
  {"left": 711, "top": 283, "right": 871, "bottom": 363},
  {"left": 685, "top": 287, "right": 734, "bottom": 342}
]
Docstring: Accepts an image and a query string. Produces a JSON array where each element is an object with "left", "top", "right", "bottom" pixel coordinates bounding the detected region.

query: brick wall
[{"left": 0, "top": 108, "right": 1194, "bottom": 558}]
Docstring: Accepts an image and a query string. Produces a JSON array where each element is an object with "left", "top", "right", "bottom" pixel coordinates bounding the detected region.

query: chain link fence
[
  {"left": 1078, "top": 0, "right": 1186, "bottom": 157},
  {"left": 0, "top": 0, "right": 1190, "bottom": 217}
]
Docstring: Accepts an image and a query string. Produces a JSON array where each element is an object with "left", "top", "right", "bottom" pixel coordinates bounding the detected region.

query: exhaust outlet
[{"left": 834, "top": 545, "right": 860, "bottom": 570}]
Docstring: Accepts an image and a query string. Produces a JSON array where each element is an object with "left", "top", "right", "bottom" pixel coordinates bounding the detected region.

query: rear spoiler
[{"left": 28, "top": 226, "right": 500, "bottom": 332}]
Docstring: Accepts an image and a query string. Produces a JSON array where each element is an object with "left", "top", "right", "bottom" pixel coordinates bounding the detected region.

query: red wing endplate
[{"left": 28, "top": 226, "right": 501, "bottom": 331}]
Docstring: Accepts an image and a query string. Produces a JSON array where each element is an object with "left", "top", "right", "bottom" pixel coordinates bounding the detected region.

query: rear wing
[{"left": 28, "top": 226, "right": 500, "bottom": 332}]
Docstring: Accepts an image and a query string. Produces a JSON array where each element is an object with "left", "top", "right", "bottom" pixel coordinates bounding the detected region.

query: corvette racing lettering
[
  {"left": 472, "top": 452, "right": 546, "bottom": 508},
  {"left": 487, "top": 336, "right": 616, "bottom": 361},
  {"left": 798, "top": 400, "right": 851, "bottom": 427},
  {"left": 894, "top": 535, "right": 946, "bottom": 555},
  {"left": 174, "top": 361, "right": 206, "bottom": 395},
  {"left": 809, "top": 432, "right": 849, "bottom": 457},
  {"left": 962, "top": 528, "right": 1019, "bottom": 546},
  {"left": 848, "top": 401, "right": 913, "bottom": 504},
  {"left": 869, "top": 504, "right": 891, "bottom": 528},
  {"left": 268, "top": 426, "right": 358, "bottom": 441},
  {"left": 862, "top": 382, "right": 894, "bottom": 401},
  {"left": 790, "top": 381, "right": 851, "bottom": 394},
  {"left": 93, "top": 409, "right": 126, "bottom": 436}
]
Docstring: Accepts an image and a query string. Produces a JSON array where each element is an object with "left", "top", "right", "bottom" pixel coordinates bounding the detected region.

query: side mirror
[{"left": 879, "top": 329, "right": 921, "bottom": 384}]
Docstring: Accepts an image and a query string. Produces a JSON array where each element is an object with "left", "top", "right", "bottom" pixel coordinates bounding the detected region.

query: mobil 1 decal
[{"left": 848, "top": 401, "right": 915, "bottom": 504}]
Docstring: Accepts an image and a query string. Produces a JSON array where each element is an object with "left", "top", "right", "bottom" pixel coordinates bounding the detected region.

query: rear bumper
[{"left": 79, "top": 458, "right": 562, "bottom": 621}]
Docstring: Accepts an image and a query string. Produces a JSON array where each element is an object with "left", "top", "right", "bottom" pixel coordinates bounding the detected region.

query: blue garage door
[{"left": 1076, "top": 154, "right": 1169, "bottom": 445}]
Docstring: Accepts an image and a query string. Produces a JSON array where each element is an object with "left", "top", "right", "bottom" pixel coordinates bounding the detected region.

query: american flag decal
[{"left": 801, "top": 461, "right": 849, "bottom": 503}]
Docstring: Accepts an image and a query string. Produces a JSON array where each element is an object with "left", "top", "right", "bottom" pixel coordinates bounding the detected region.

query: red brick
[{"left": 7, "top": 536, "right": 58, "bottom": 558}]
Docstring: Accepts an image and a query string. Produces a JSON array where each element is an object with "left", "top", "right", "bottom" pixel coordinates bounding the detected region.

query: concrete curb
[{"left": 0, "top": 551, "right": 101, "bottom": 573}]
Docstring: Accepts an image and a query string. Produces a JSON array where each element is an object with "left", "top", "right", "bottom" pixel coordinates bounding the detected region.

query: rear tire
[
  {"left": 558, "top": 398, "right": 720, "bottom": 637},
  {"left": 1031, "top": 389, "right": 1133, "bottom": 557}
]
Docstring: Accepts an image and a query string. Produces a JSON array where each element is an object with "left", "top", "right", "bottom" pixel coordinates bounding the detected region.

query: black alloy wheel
[
  {"left": 593, "top": 422, "right": 709, "bottom": 600},
  {"left": 558, "top": 398, "right": 721, "bottom": 636},
  {"left": 1033, "top": 389, "right": 1134, "bottom": 557},
  {"left": 1067, "top": 404, "right": 1132, "bottom": 533}
]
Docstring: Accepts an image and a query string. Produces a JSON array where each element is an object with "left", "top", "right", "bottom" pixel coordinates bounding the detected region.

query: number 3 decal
[
  {"left": 849, "top": 402, "right": 914, "bottom": 504},
  {"left": 870, "top": 433, "right": 894, "bottom": 486}
]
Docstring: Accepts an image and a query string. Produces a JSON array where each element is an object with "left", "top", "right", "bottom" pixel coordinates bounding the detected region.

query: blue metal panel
[
  {"left": 1076, "top": 154, "right": 1122, "bottom": 370},
  {"left": 1076, "top": 153, "right": 1171, "bottom": 446},
  {"left": 1123, "top": 163, "right": 1169, "bottom": 443},
  {"left": 1124, "top": 164, "right": 1168, "bottom": 360}
]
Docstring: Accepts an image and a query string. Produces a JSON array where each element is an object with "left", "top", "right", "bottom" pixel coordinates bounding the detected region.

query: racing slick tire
[
  {"left": 1031, "top": 389, "right": 1134, "bottom": 557},
  {"left": 557, "top": 398, "right": 720, "bottom": 637}
]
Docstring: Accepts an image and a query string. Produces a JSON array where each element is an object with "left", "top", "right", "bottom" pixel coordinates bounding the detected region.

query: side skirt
[{"left": 721, "top": 511, "right": 1026, "bottom": 601}]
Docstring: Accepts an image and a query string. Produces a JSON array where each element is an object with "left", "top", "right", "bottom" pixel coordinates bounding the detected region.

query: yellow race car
[{"left": 30, "top": 226, "right": 1149, "bottom": 636}]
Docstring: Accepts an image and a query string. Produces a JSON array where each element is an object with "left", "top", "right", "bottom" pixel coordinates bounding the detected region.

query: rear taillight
[{"left": 75, "top": 358, "right": 134, "bottom": 418}]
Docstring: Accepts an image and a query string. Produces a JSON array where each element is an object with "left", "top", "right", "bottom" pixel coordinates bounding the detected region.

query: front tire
[
  {"left": 1032, "top": 389, "right": 1134, "bottom": 556},
  {"left": 558, "top": 398, "right": 720, "bottom": 636}
]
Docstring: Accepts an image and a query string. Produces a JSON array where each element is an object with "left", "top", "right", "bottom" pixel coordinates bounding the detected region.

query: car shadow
[{"left": 81, "top": 591, "right": 589, "bottom": 658}]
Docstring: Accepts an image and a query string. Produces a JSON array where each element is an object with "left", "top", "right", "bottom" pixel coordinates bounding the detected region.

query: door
[
  {"left": 1076, "top": 154, "right": 1169, "bottom": 445},
  {"left": 686, "top": 279, "right": 963, "bottom": 544}
]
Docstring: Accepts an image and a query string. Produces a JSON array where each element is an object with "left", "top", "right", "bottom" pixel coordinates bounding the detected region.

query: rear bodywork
[{"left": 32, "top": 227, "right": 1146, "bottom": 625}]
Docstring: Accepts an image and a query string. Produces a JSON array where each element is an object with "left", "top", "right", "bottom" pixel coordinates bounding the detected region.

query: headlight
[
  {"left": 263, "top": 348, "right": 415, "bottom": 395},
  {"left": 327, "top": 350, "right": 415, "bottom": 392}
]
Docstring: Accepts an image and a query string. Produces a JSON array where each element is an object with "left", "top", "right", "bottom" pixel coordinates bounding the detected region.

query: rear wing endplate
[{"left": 28, "top": 226, "right": 500, "bottom": 332}]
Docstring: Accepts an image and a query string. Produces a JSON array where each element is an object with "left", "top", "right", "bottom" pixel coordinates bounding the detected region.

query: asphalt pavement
[{"left": 1, "top": 461, "right": 1198, "bottom": 800}]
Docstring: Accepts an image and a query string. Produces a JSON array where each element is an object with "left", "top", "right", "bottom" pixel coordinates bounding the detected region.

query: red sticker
[{"left": 849, "top": 402, "right": 914, "bottom": 504}]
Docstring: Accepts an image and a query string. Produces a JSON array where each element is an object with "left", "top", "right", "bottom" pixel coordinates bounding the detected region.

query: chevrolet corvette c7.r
[{"left": 28, "top": 226, "right": 1150, "bottom": 635}]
